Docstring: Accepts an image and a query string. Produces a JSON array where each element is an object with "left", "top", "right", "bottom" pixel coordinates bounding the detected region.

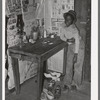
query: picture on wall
[
  {"left": 8, "top": 6, "right": 16, "bottom": 13},
  {"left": 7, "top": 0, "right": 12, "bottom": 6},
  {"left": 22, "top": 0, "right": 29, "bottom": 12}
]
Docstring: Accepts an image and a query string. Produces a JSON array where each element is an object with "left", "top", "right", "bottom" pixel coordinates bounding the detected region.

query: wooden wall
[{"left": 75, "top": 0, "right": 91, "bottom": 82}]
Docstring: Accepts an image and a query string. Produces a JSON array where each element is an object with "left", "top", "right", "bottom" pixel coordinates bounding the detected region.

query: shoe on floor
[
  {"left": 48, "top": 80, "right": 55, "bottom": 91},
  {"left": 54, "top": 85, "right": 61, "bottom": 99},
  {"left": 43, "top": 88, "right": 54, "bottom": 100},
  {"left": 70, "top": 85, "right": 77, "bottom": 91},
  {"left": 40, "top": 92, "right": 47, "bottom": 100},
  {"left": 62, "top": 85, "right": 70, "bottom": 93}
]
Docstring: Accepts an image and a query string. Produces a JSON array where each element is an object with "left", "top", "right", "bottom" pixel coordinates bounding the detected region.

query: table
[{"left": 8, "top": 37, "right": 68, "bottom": 100}]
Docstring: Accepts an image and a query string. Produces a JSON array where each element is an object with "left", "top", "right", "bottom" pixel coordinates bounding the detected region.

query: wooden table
[{"left": 8, "top": 37, "right": 68, "bottom": 100}]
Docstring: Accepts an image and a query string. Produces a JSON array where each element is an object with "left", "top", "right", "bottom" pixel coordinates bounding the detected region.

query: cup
[{"left": 32, "top": 32, "right": 38, "bottom": 41}]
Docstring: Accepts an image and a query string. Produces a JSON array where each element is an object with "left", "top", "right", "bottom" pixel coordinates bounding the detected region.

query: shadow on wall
[{"left": 75, "top": 0, "right": 88, "bottom": 43}]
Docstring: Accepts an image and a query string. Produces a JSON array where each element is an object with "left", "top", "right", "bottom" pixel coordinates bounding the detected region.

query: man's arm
[{"left": 74, "top": 31, "right": 80, "bottom": 54}]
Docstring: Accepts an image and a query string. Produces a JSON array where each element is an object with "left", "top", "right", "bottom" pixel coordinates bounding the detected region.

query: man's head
[{"left": 63, "top": 10, "right": 77, "bottom": 27}]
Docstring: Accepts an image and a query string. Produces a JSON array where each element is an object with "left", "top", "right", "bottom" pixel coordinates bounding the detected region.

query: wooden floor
[{"left": 5, "top": 76, "right": 90, "bottom": 100}]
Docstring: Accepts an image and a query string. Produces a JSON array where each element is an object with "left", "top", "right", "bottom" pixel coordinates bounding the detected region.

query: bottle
[
  {"left": 23, "top": 32, "right": 28, "bottom": 43},
  {"left": 44, "top": 30, "right": 47, "bottom": 38}
]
